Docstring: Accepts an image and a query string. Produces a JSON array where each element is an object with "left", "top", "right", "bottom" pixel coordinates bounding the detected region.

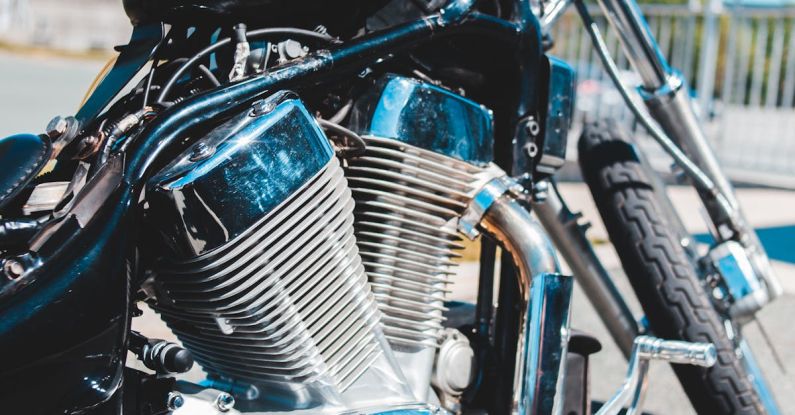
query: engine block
[
  {"left": 346, "top": 137, "right": 492, "bottom": 347},
  {"left": 146, "top": 92, "right": 413, "bottom": 411}
]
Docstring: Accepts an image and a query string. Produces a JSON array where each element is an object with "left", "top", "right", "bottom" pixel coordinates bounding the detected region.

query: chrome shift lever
[{"left": 597, "top": 336, "right": 717, "bottom": 415}]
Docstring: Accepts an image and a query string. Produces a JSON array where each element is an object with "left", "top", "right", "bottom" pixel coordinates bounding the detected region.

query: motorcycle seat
[{"left": 0, "top": 134, "right": 52, "bottom": 210}]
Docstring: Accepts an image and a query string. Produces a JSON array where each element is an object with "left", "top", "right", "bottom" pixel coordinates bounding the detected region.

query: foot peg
[{"left": 597, "top": 336, "right": 717, "bottom": 415}]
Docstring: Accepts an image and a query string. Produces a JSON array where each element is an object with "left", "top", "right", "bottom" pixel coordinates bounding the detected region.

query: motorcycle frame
[{"left": 8, "top": 1, "right": 577, "bottom": 413}]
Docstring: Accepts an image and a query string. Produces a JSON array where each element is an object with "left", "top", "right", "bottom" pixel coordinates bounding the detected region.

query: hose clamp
[{"left": 458, "top": 175, "right": 525, "bottom": 239}]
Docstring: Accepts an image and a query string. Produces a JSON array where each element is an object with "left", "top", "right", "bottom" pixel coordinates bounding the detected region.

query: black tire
[{"left": 577, "top": 120, "right": 764, "bottom": 415}]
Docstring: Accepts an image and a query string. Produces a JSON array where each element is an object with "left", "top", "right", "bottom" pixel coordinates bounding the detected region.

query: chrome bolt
[
  {"left": 46, "top": 116, "right": 68, "bottom": 138},
  {"left": 189, "top": 143, "right": 214, "bottom": 162},
  {"left": 166, "top": 392, "right": 184, "bottom": 410},
  {"left": 524, "top": 117, "right": 540, "bottom": 136},
  {"left": 524, "top": 142, "right": 539, "bottom": 158},
  {"left": 3, "top": 259, "right": 25, "bottom": 280},
  {"left": 533, "top": 180, "right": 549, "bottom": 202},
  {"left": 215, "top": 392, "right": 235, "bottom": 412}
]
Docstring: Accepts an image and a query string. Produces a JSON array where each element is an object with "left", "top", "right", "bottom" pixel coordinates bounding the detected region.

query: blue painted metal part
[
  {"left": 0, "top": 157, "right": 130, "bottom": 413},
  {"left": 0, "top": 133, "right": 52, "bottom": 209},
  {"left": 537, "top": 56, "right": 576, "bottom": 175},
  {"left": 149, "top": 92, "right": 333, "bottom": 258},
  {"left": 349, "top": 74, "right": 495, "bottom": 166}
]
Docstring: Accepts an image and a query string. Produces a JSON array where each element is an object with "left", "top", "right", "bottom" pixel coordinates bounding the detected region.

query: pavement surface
[{"left": 3, "top": 52, "right": 794, "bottom": 414}]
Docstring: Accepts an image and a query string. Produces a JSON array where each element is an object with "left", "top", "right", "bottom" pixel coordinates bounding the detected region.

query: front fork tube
[
  {"left": 643, "top": 85, "right": 782, "bottom": 298},
  {"left": 595, "top": 0, "right": 782, "bottom": 300}
]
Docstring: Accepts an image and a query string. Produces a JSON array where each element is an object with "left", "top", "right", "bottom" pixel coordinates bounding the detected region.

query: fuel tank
[{"left": 123, "top": 0, "right": 389, "bottom": 26}]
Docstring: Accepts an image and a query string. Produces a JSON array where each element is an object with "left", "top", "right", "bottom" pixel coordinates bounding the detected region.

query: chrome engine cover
[
  {"left": 346, "top": 75, "right": 498, "bottom": 401},
  {"left": 146, "top": 92, "right": 414, "bottom": 412}
]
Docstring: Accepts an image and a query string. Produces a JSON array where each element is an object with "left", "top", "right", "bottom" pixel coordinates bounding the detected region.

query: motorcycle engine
[
  {"left": 146, "top": 91, "right": 414, "bottom": 412},
  {"left": 145, "top": 76, "right": 499, "bottom": 413}
]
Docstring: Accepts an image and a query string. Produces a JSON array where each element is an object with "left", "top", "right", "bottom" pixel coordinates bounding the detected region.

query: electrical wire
[
  {"left": 197, "top": 64, "right": 221, "bottom": 87},
  {"left": 157, "top": 27, "right": 337, "bottom": 104},
  {"left": 316, "top": 118, "right": 366, "bottom": 157},
  {"left": 328, "top": 99, "right": 354, "bottom": 124}
]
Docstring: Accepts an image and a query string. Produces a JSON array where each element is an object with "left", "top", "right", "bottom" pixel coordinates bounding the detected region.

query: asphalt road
[{"left": 2, "top": 51, "right": 794, "bottom": 414}]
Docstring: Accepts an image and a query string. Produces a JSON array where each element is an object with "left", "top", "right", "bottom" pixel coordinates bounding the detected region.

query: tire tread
[{"left": 578, "top": 120, "right": 763, "bottom": 415}]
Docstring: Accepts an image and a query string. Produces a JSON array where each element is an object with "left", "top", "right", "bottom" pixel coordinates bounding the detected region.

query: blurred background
[{"left": 1, "top": 0, "right": 793, "bottom": 413}]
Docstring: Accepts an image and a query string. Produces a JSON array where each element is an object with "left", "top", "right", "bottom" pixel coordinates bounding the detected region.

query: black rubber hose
[
  {"left": 316, "top": 118, "right": 366, "bottom": 157},
  {"left": 156, "top": 28, "right": 337, "bottom": 104}
]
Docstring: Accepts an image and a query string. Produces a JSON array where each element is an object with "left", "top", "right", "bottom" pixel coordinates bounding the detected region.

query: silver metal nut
[
  {"left": 189, "top": 142, "right": 215, "bottom": 162},
  {"left": 3, "top": 259, "right": 25, "bottom": 280},
  {"left": 215, "top": 392, "right": 235, "bottom": 412},
  {"left": 166, "top": 392, "right": 184, "bottom": 410},
  {"left": 46, "top": 116, "right": 68, "bottom": 138}
]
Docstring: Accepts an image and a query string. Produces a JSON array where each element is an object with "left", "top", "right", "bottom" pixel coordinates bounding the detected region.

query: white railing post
[{"left": 696, "top": 0, "right": 722, "bottom": 118}]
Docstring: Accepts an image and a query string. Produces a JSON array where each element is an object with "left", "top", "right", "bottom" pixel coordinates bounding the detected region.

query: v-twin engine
[
  {"left": 145, "top": 75, "right": 500, "bottom": 413},
  {"left": 147, "top": 92, "right": 414, "bottom": 411}
]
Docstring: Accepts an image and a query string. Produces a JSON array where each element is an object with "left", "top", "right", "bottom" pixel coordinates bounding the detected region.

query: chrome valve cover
[{"left": 146, "top": 92, "right": 413, "bottom": 412}]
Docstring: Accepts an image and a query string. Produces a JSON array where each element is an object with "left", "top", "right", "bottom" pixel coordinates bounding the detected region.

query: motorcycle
[{"left": 0, "top": 0, "right": 782, "bottom": 413}]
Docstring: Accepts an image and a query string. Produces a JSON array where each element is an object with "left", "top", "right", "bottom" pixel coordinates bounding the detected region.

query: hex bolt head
[
  {"left": 3, "top": 259, "right": 25, "bottom": 280},
  {"left": 166, "top": 392, "right": 185, "bottom": 410},
  {"left": 282, "top": 39, "right": 306, "bottom": 59},
  {"left": 215, "top": 392, "right": 235, "bottom": 412}
]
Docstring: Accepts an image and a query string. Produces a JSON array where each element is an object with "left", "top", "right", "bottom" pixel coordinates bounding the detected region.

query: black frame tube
[{"left": 124, "top": 10, "right": 541, "bottom": 187}]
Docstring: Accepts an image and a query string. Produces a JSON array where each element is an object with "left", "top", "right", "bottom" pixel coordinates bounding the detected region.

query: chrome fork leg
[{"left": 592, "top": 0, "right": 782, "bottom": 299}]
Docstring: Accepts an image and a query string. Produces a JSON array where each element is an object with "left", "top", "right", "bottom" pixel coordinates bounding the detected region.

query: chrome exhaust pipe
[{"left": 460, "top": 177, "right": 573, "bottom": 415}]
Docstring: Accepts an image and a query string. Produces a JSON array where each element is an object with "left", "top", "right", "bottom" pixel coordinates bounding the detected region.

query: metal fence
[{"left": 549, "top": 3, "right": 795, "bottom": 187}]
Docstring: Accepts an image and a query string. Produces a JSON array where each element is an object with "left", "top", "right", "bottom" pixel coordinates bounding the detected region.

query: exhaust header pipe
[{"left": 459, "top": 176, "right": 573, "bottom": 415}]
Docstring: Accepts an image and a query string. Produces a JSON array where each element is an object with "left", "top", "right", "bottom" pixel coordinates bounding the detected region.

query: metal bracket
[{"left": 458, "top": 175, "right": 524, "bottom": 239}]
